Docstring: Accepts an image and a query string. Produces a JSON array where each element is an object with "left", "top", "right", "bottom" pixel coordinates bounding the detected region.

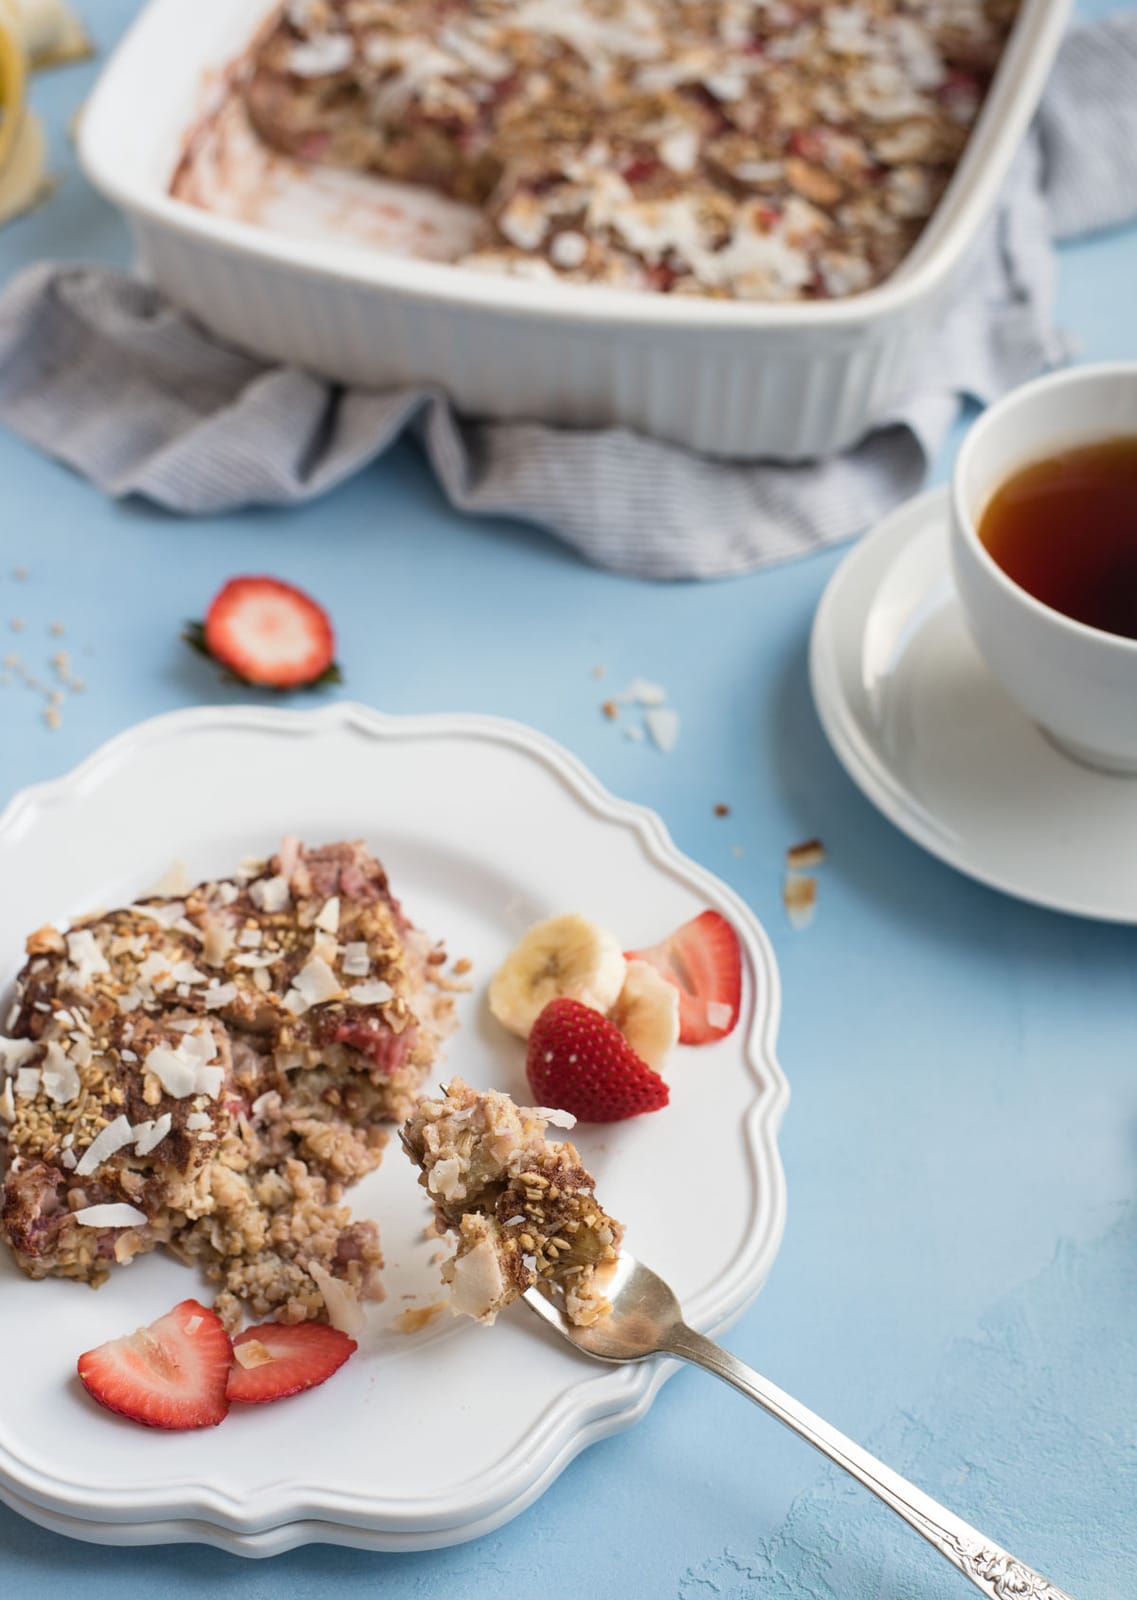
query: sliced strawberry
[
  {"left": 76, "top": 1298, "right": 232, "bottom": 1430},
  {"left": 189, "top": 575, "right": 340, "bottom": 690},
  {"left": 227, "top": 1321, "right": 357, "bottom": 1404},
  {"left": 526, "top": 997, "right": 669, "bottom": 1123},
  {"left": 626, "top": 910, "right": 742, "bottom": 1045}
]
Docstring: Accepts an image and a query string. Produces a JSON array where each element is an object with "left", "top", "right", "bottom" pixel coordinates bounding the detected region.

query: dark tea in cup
[{"left": 978, "top": 438, "right": 1137, "bottom": 640}]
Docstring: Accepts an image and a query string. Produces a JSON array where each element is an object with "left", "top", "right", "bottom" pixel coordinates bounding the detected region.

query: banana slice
[
  {"left": 489, "top": 914, "right": 626, "bottom": 1038},
  {"left": 608, "top": 959, "right": 680, "bottom": 1071}
]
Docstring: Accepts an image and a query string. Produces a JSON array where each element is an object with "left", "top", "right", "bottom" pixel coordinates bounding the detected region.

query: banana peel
[
  {"left": 0, "top": 1, "right": 90, "bottom": 228},
  {"left": 1, "top": 1, "right": 91, "bottom": 70}
]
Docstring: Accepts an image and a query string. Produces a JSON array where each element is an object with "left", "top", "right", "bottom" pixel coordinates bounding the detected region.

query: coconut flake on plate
[
  {"left": 185, "top": 1110, "right": 212, "bottom": 1131},
  {"left": 309, "top": 1260, "right": 365, "bottom": 1336},
  {"left": 204, "top": 981, "right": 239, "bottom": 1010},
  {"left": 75, "top": 1113, "right": 135, "bottom": 1176},
  {"left": 73, "top": 1202, "right": 148, "bottom": 1229}
]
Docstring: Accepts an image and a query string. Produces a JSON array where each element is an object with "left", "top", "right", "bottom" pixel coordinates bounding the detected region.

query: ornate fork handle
[{"left": 665, "top": 1324, "right": 1074, "bottom": 1600}]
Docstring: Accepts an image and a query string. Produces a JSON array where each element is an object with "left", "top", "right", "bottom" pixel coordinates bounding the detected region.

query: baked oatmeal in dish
[
  {"left": 0, "top": 839, "right": 455, "bottom": 1330},
  {"left": 401, "top": 1078, "right": 624, "bottom": 1325},
  {"left": 234, "top": 0, "right": 1021, "bottom": 301}
]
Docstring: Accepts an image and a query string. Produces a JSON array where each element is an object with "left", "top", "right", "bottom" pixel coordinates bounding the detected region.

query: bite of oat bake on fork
[
  {"left": 0, "top": 838, "right": 455, "bottom": 1330},
  {"left": 401, "top": 1077, "right": 624, "bottom": 1326}
]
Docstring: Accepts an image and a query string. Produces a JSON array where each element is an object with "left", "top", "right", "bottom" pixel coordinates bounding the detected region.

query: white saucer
[{"left": 810, "top": 487, "right": 1137, "bottom": 923}]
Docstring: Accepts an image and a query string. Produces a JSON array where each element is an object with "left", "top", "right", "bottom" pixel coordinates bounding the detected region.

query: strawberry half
[
  {"left": 626, "top": 910, "right": 742, "bottom": 1045},
  {"left": 76, "top": 1298, "right": 233, "bottom": 1430},
  {"left": 526, "top": 997, "right": 669, "bottom": 1123},
  {"left": 226, "top": 1321, "right": 357, "bottom": 1404},
  {"left": 186, "top": 576, "right": 340, "bottom": 690}
]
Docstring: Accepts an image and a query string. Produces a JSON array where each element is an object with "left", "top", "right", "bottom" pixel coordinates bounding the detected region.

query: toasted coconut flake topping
[
  {"left": 348, "top": 979, "right": 395, "bottom": 1006},
  {"left": 134, "top": 1112, "right": 173, "bottom": 1156},
  {"left": 0, "top": 1036, "right": 39, "bottom": 1074},
  {"left": 73, "top": 1202, "right": 148, "bottom": 1229},
  {"left": 341, "top": 942, "right": 370, "bottom": 977},
  {"left": 15, "top": 1066, "right": 40, "bottom": 1099},
  {"left": 147, "top": 861, "right": 189, "bottom": 897},
  {"left": 75, "top": 1114, "right": 135, "bottom": 1176},
  {"left": 64, "top": 929, "right": 110, "bottom": 986},
  {"left": 288, "top": 954, "right": 343, "bottom": 1012},
  {"left": 250, "top": 874, "right": 291, "bottom": 914},
  {"left": 314, "top": 896, "right": 341, "bottom": 934},
  {"left": 127, "top": 900, "right": 187, "bottom": 931},
  {"left": 41, "top": 1040, "right": 80, "bottom": 1105}
]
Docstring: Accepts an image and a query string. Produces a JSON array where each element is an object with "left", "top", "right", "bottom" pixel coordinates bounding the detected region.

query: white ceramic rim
[
  {"left": 76, "top": 0, "right": 1072, "bottom": 335},
  {"left": 809, "top": 485, "right": 1137, "bottom": 924},
  {"left": 0, "top": 702, "right": 789, "bottom": 1544},
  {"left": 952, "top": 360, "right": 1137, "bottom": 658}
]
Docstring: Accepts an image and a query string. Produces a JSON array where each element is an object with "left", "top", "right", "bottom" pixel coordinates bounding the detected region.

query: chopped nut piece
[
  {"left": 783, "top": 871, "right": 818, "bottom": 931},
  {"left": 785, "top": 838, "right": 826, "bottom": 871}
]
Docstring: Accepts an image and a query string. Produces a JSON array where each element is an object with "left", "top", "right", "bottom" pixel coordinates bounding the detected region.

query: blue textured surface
[{"left": 1, "top": 4, "right": 1135, "bottom": 1595}]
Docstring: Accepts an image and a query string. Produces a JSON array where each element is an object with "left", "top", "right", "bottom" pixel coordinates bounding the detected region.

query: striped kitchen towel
[{"left": 0, "top": 12, "right": 1135, "bottom": 579}]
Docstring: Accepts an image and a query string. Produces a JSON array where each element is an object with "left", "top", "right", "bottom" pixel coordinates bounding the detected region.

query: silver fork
[{"left": 524, "top": 1254, "right": 1074, "bottom": 1600}]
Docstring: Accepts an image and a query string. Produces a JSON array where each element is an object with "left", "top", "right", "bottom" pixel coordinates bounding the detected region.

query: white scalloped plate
[{"left": 0, "top": 705, "right": 787, "bottom": 1553}]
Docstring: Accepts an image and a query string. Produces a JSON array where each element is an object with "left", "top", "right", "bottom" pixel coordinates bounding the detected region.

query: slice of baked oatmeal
[
  {"left": 401, "top": 1078, "right": 623, "bottom": 1326},
  {"left": 0, "top": 839, "right": 455, "bottom": 1329}
]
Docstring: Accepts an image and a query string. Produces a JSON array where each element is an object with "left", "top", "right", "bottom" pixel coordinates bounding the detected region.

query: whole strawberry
[{"left": 526, "top": 997, "right": 669, "bottom": 1123}]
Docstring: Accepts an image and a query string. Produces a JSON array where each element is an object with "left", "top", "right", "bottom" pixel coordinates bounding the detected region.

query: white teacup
[{"left": 951, "top": 363, "right": 1137, "bottom": 775}]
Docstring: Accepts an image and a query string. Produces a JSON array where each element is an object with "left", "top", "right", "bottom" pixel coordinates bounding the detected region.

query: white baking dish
[{"left": 78, "top": 0, "right": 1071, "bottom": 461}]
